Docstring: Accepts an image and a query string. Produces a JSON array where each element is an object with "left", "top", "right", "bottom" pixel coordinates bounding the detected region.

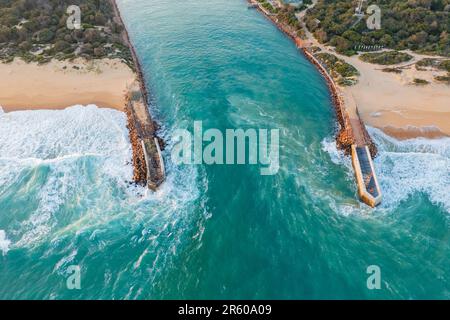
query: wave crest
[
  {"left": 322, "top": 127, "right": 450, "bottom": 213},
  {"left": 0, "top": 230, "right": 11, "bottom": 255}
]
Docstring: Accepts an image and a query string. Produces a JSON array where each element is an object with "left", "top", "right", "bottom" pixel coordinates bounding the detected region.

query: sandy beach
[
  {"left": 0, "top": 58, "right": 136, "bottom": 112},
  {"left": 287, "top": 0, "right": 450, "bottom": 140},
  {"left": 301, "top": 34, "right": 450, "bottom": 139},
  {"left": 342, "top": 53, "right": 450, "bottom": 139}
]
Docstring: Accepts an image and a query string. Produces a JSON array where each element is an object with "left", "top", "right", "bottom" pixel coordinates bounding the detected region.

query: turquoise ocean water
[{"left": 0, "top": 0, "right": 449, "bottom": 299}]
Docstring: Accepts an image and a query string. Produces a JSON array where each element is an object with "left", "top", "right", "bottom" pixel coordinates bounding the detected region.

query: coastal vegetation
[
  {"left": 439, "top": 59, "right": 450, "bottom": 71},
  {"left": 256, "top": 0, "right": 312, "bottom": 37},
  {"left": 276, "top": 4, "right": 301, "bottom": 28},
  {"left": 381, "top": 67, "right": 402, "bottom": 73},
  {"left": 304, "top": 0, "right": 450, "bottom": 57},
  {"left": 416, "top": 57, "right": 450, "bottom": 71},
  {"left": 415, "top": 58, "right": 450, "bottom": 83},
  {"left": 435, "top": 74, "right": 450, "bottom": 83},
  {"left": 0, "top": 0, "right": 132, "bottom": 65},
  {"left": 359, "top": 51, "right": 413, "bottom": 65},
  {"left": 412, "top": 78, "right": 430, "bottom": 85},
  {"left": 314, "top": 52, "right": 359, "bottom": 85}
]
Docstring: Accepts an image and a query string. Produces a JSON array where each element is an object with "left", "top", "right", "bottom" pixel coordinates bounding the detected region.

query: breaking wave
[
  {"left": 0, "top": 230, "right": 11, "bottom": 255},
  {"left": 369, "top": 127, "right": 450, "bottom": 212},
  {"left": 0, "top": 105, "right": 207, "bottom": 264},
  {"left": 322, "top": 127, "right": 450, "bottom": 213}
]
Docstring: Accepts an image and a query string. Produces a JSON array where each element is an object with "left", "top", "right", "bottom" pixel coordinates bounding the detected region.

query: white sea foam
[
  {"left": 0, "top": 230, "right": 11, "bottom": 255},
  {"left": 322, "top": 127, "right": 450, "bottom": 213},
  {"left": 0, "top": 105, "right": 130, "bottom": 161},
  {"left": 53, "top": 249, "right": 78, "bottom": 274},
  {"left": 369, "top": 127, "right": 450, "bottom": 212},
  {"left": 321, "top": 137, "right": 352, "bottom": 169},
  {"left": 0, "top": 105, "right": 207, "bottom": 264},
  {"left": 0, "top": 106, "right": 134, "bottom": 247}
]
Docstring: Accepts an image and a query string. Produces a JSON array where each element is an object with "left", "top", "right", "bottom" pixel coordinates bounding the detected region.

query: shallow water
[{"left": 0, "top": 0, "right": 448, "bottom": 299}]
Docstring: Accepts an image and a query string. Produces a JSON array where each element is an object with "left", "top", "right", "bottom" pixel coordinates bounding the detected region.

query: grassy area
[
  {"left": 435, "top": 74, "right": 450, "bottom": 84},
  {"left": 256, "top": 0, "right": 278, "bottom": 14},
  {"left": 359, "top": 51, "right": 413, "bottom": 65},
  {"left": 382, "top": 67, "right": 402, "bottom": 74},
  {"left": 414, "top": 58, "right": 450, "bottom": 84},
  {"left": 0, "top": 0, "right": 133, "bottom": 64},
  {"left": 416, "top": 58, "right": 450, "bottom": 71},
  {"left": 315, "top": 52, "right": 359, "bottom": 86},
  {"left": 416, "top": 58, "right": 438, "bottom": 68},
  {"left": 438, "top": 60, "right": 450, "bottom": 72},
  {"left": 412, "top": 78, "right": 429, "bottom": 85}
]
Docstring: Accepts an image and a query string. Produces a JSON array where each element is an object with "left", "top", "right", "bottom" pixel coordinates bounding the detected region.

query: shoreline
[
  {"left": 248, "top": 0, "right": 383, "bottom": 206},
  {"left": 296, "top": 3, "right": 450, "bottom": 141},
  {"left": 0, "top": 57, "right": 135, "bottom": 112},
  {"left": 248, "top": 0, "right": 377, "bottom": 156},
  {"left": 249, "top": 0, "right": 449, "bottom": 141},
  {"left": 0, "top": 0, "right": 165, "bottom": 189},
  {"left": 342, "top": 52, "right": 450, "bottom": 140}
]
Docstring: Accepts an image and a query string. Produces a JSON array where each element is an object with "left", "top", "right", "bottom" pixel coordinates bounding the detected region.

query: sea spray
[
  {"left": 322, "top": 128, "right": 450, "bottom": 213},
  {"left": 0, "top": 230, "right": 11, "bottom": 255},
  {"left": 0, "top": 103, "right": 207, "bottom": 298},
  {"left": 369, "top": 127, "right": 450, "bottom": 212},
  {"left": 0, "top": 105, "right": 202, "bottom": 247}
]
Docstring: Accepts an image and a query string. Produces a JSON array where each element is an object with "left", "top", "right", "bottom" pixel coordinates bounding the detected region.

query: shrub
[
  {"left": 412, "top": 78, "right": 429, "bottom": 85},
  {"left": 359, "top": 51, "right": 413, "bottom": 65}
]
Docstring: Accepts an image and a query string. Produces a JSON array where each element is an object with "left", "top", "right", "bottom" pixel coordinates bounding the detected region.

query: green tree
[
  {"left": 35, "top": 28, "right": 55, "bottom": 43},
  {"left": 0, "top": 26, "right": 12, "bottom": 43},
  {"left": 54, "top": 40, "right": 70, "bottom": 52}
]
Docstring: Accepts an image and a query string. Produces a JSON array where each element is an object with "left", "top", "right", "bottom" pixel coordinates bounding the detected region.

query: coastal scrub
[{"left": 0, "top": 0, "right": 132, "bottom": 65}]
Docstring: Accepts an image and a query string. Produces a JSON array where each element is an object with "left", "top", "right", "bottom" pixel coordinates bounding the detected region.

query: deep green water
[{"left": 0, "top": 0, "right": 449, "bottom": 299}]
